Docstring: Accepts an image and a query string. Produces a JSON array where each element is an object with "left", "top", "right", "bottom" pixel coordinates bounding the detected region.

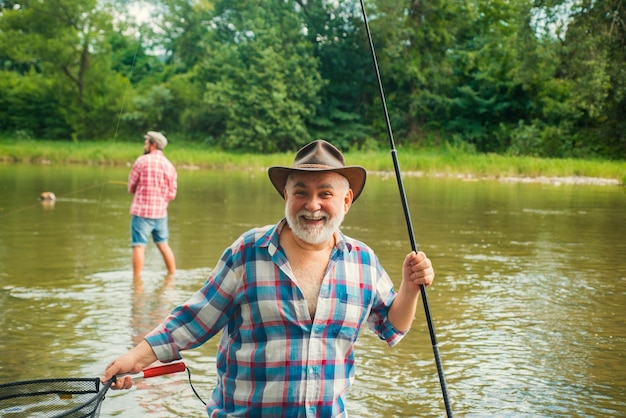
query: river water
[{"left": 0, "top": 163, "right": 625, "bottom": 417}]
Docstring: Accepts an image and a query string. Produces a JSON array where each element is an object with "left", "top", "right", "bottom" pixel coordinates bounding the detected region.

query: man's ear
[{"left": 343, "top": 189, "right": 353, "bottom": 213}]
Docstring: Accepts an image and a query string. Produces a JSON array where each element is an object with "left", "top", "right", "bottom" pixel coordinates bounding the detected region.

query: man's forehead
[{"left": 287, "top": 171, "right": 346, "bottom": 186}]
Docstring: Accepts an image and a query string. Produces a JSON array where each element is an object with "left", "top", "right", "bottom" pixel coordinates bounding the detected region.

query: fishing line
[
  {"left": 186, "top": 367, "right": 207, "bottom": 406},
  {"left": 72, "top": 20, "right": 141, "bottom": 274},
  {"left": 2, "top": 8, "right": 210, "bottom": 415},
  {"left": 88, "top": 13, "right": 210, "bottom": 408},
  {"left": 0, "top": 18, "right": 145, "bottom": 259},
  {"left": 0, "top": 181, "right": 123, "bottom": 220},
  {"left": 358, "top": 1, "right": 454, "bottom": 416},
  {"left": 87, "top": 15, "right": 144, "bottom": 222},
  {"left": 87, "top": 10, "right": 209, "bottom": 409}
]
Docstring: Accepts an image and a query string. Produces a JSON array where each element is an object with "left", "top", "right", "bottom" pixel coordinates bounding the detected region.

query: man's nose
[{"left": 304, "top": 195, "right": 322, "bottom": 211}]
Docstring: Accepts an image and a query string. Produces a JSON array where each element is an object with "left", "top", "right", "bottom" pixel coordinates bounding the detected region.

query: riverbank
[
  {"left": 1, "top": 139, "right": 624, "bottom": 186},
  {"left": 373, "top": 171, "right": 622, "bottom": 186}
]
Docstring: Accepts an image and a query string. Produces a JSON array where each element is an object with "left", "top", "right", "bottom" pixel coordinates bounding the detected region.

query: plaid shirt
[
  {"left": 128, "top": 150, "right": 177, "bottom": 219},
  {"left": 145, "top": 219, "right": 406, "bottom": 417}
]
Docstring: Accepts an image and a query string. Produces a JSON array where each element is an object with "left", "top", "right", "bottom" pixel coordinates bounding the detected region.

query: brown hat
[{"left": 268, "top": 140, "right": 367, "bottom": 202}]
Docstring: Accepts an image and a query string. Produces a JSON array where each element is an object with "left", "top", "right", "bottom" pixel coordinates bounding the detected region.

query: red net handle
[{"left": 141, "top": 362, "right": 186, "bottom": 378}]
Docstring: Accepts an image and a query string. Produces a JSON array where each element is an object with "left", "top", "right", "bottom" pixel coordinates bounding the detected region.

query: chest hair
[{"left": 281, "top": 229, "right": 333, "bottom": 318}]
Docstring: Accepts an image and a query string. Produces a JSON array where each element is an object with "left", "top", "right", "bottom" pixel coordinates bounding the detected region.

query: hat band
[{"left": 295, "top": 163, "right": 340, "bottom": 170}]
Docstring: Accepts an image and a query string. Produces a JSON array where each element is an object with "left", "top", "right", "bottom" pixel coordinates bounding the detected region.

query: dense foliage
[{"left": 0, "top": 0, "right": 624, "bottom": 158}]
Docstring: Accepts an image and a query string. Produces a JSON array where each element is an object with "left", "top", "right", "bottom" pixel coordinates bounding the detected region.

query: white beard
[{"left": 285, "top": 208, "right": 344, "bottom": 245}]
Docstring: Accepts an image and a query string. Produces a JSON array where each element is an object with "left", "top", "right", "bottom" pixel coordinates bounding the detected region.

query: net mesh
[{"left": 0, "top": 378, "right": 112, "bottom": 418}]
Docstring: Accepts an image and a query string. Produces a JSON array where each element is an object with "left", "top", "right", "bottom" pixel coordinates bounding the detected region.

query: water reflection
[
  {"left": 131, "top": 273, "right": 176, "bottom": 346},
  {"left": 1, "top": 164, "right": 625, "bottom": 417}
]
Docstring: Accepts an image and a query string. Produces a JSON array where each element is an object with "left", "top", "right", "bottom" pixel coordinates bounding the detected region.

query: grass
[{"left": 1, "top": 138, "right": 624, "bottom": 184}]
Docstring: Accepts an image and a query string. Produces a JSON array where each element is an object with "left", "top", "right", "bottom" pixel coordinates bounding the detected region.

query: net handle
[{"left": 118, "top": 362, "right": 186, "bottom": 379}]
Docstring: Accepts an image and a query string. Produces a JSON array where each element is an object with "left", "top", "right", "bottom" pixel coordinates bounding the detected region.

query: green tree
[
  {"left": 196, "top": 0, "right": 323, "bottom": 152},
  {"left": 441, "top": 0, "right": 534, "bottom": 152},
  {"left": 556, "top": 0, "right": 626, "bottom": 158},
  {"left": 0, "top": 0, "right": 129, "bottom": 140},
  {"left": 363, "top": 0, "right": 464, "bottom": 148},
  {"left": 296, "top": 0, "right": 374, "bottom": 150},
  {"left": 151, "top": 0, "right": 215, "bottom": 72},
  {"left": 109, "top": 29, "right": 164, "bottom": 88},
  {"left": 508, "top": 0, "right": 625, "bottom": 158},
  {"left": 0, "top": 70, "right": 72, "bottom": 139},
  {"left": 137, "top": 0, "right": 218, "bottom": 138}
]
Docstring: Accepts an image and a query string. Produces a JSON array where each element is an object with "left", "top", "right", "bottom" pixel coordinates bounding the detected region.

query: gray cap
[{"left": 145, "top": 131, "right": 168, "bottom": 149}]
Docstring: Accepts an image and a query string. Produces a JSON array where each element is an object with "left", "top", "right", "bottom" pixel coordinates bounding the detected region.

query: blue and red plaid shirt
[
  {"left": 145, "top": 219, "right": 406, "bottom": 417},
  {"left": 128, "top": 150, "right": 177, "bottom": 219}
]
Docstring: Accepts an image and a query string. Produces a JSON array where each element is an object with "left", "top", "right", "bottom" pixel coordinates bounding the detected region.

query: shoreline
[
  {"left": 372, "top": 171, "right": 622, "bottom": 186},
  {"left": 176, "top": 165, "right": 623, "bottom": 186},
  {"left": 1, "top": 157, "right": 623, "bottom": 187}
]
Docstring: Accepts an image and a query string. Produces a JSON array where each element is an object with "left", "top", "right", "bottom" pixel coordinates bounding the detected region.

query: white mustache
[{"left": 297, "top": 211, "right": 328, "bottom": 221}]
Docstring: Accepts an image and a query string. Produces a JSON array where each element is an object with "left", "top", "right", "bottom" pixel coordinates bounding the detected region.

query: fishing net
[{"left": 0, "top": 377, "right": 113, "bottom": 418}]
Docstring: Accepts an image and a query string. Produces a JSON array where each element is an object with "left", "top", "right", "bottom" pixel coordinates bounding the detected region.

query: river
[{"left": 0, "top": 163, "right": 625, "bottom": 417}]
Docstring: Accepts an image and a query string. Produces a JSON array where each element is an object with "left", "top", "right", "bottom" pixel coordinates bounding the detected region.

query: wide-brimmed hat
[
  {"left": 145, "top": 131, "right": 168, "bottom": 149},
  {"left": 268, "top": 140, "right": 367, "bottom": 202}
]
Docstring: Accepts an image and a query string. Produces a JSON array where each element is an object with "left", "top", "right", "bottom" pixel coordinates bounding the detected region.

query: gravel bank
[{"left": 373, "top": 171, "right": 622, "bottom": 186}]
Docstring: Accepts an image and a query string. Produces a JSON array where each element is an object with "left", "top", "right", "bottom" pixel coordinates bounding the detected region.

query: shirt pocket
[{"left": 330, "top": 290, "right": 369, "bottom": 341}]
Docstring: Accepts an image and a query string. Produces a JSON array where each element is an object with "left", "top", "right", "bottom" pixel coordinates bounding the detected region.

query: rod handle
[{"left": 141, "top": 362, "right": 186, "bottom": 378}]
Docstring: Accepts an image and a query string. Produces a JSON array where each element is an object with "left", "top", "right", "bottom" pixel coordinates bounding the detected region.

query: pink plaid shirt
[{"left": 128, "top": 150, "right": 177, "bottom": 219}]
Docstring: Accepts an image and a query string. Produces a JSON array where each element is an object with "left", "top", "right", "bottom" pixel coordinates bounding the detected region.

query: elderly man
[
  {"left": 128, "top": 131, "right": 177, "bottom": 278},
  {"left": 104, "top": 140, "right": 434, "bottom": 417}
]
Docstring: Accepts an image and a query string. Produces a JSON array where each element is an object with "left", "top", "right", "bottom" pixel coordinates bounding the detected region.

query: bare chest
[
  {"left": 279, "top": 227, "right": 335, "bottom": 318},
  {"left": 285, "top": 250, "right": 331, "bottom": 318}
]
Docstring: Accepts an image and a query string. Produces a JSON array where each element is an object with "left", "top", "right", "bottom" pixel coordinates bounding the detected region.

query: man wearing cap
[
  {"left": 105, "top": 140, "right": 434, "bottom": 416},
  {"left": 128, "top": 131, "right": 177, "bottom": 278}
]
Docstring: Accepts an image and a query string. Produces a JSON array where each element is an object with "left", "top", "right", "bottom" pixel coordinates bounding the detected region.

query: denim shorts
[{"left": 131, "top": 216, "right": 169, "bottom": 246}]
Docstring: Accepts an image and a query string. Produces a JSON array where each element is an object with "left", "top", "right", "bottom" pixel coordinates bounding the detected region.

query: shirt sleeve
[
  {"left": 145, "top": 241, "right": 243, "bottom": 362},
  {"left": 128, "top": 158, "right": 141, "bottom": 194},
  {"left": 165, "top": 163, "right": 177, "bottom": 202},
  {"left": 365, "top": 251, "right": 407, "bottom": 348}
]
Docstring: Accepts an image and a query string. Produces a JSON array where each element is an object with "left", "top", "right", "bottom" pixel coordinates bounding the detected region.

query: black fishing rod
[{"left": 358, "top": 1, "right": 453, "bottom": 416}]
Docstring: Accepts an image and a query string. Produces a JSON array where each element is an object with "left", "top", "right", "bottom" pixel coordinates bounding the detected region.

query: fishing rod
[{"left": 358, "top": 1, "right": 453, "bottom": 416}]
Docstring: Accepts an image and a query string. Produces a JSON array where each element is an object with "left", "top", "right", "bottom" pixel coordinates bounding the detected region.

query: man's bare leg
[
  {"left": 132, "top": 245, "right": 146, "bottom": 279},
  {"left": 156, "top": 242, "right": 176, "bottom": 275}
]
